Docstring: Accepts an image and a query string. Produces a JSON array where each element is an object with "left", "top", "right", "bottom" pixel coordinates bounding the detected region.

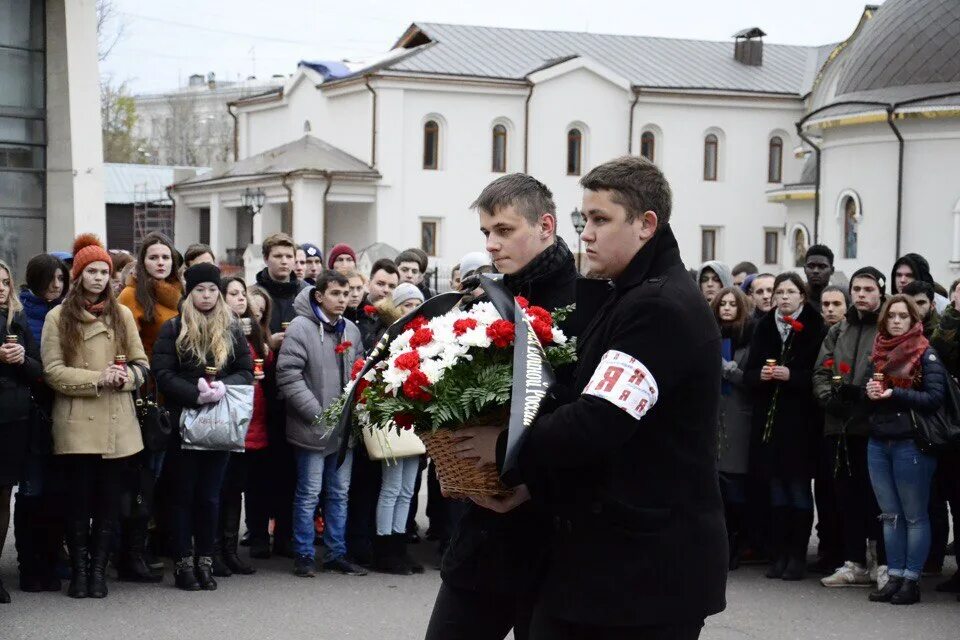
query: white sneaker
[
  {"left": 821, "top": 561, "right": 873, "bottom": 587},
  {"left": 876, "top": 565, "right": 889, "bottom": 589}
]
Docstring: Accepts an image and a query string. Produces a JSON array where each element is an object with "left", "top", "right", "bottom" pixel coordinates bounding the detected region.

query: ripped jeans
[{"left": 867, "top": 438, "right": 937, "bottom": 581}]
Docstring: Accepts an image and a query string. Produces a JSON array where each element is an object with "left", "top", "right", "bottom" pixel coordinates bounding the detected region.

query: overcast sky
[{"left": 100, "top": 0, "right": 881, "bottom": 94}]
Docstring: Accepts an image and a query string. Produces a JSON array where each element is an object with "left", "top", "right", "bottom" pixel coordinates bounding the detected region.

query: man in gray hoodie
[
  {"left": 698, "top": 260, "right": 733, "bottom": 304},
  {"left": 277, "top": 270, "right": 366, "bottom": 578}
]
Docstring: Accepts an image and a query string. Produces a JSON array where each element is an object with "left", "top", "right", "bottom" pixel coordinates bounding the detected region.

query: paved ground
[{"left": 2, "top": 505, "right": 958, "bottom": 640}]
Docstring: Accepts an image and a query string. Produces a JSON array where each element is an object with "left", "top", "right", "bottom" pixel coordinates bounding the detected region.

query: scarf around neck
[
  {"left": 775, "top": 305, "right": 803, "bottom": 343},
  {"left": 84, "top": 298, "right": 107, "bottom": 316},
  {"left": 502, "top": 236, "right": 575, "bottom": 296},
  {"left": 871, "top": 322, "right": 928, "bottom": 388}
]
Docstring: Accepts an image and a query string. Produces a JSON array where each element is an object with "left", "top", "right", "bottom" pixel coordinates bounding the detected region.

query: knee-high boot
[
  {"left": 88, "top": 521, "right": 115, "bottom": 598},
  {"left": 66, "top": 520, "right": 89, "bottom": 598},
  {"left": 765, "top": 507, "right": 790, "bottom": 579},
  {"left": 222, "top": 497, "right": 255, "bottom": 575},
  {"left": 782, "top": 508, "right": 813, "bottom": 581},
  {"left": 117, "top": 517, "right": 163, "bottom": 582}
]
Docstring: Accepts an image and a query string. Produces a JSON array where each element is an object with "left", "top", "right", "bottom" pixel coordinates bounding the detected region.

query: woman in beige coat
[{"left": 41, "top": 235, "right": 148, "bottom": 600}]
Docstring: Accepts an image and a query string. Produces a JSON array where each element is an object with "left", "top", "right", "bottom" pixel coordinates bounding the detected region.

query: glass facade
[{"left": 0, "top": 0, "right": 45, "bottom": 278}]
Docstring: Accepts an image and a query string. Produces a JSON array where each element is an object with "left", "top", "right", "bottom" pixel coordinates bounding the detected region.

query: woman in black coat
[
  {"left": 0, "top": 260, "right": 44, "bottom": 603},
  {"left": 745, "top": 272, "right": 826, "bottom": 582},
  {"left": 152, "top": 264, "right": 252, "bottom": 591}
]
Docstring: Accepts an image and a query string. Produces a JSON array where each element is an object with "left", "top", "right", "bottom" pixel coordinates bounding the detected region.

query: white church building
[{"left": 171, "top": 0, "right": 960, "bottom": 286}]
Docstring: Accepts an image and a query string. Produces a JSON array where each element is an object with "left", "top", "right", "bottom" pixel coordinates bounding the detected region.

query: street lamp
[
  {"left": 570, "top": 208, "right": 586, "bottom": 272},
  {"left": 241, "top": 187, "right": 266, "bottom": 215}
]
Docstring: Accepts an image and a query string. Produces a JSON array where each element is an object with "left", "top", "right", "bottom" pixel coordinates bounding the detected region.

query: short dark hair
[
  {"left": 580, "top": 156, "right": 672, "bottom": 225},
  {"left": 820, "top": 285, "right": 849, "bottom": 305},
  {"left": 902, "top": 280, "right": 935, "bottom": 302},
  {"left": 470, "top": 173, "right": 557, "bottom": 226},
  {"left": 184, "top": 243, "right": 215, "bottom": 266},
  {"left": 314, "top": 270, "right": 349, "bottom": 294},
  {"left": 805, "top": 244, "right": 835, "bottom": 266},
  {"left": 25, "top": 253, "right": 70, "bottom": 299},
  {"left": 369, "top": 258, "right": 398, "bottom": 280},
  {"left": 773, "top": 272, "right": 807, "bottom": 302},
  {"left": 732, "top": 261, "right": 758, "bottom": 277},
  {"left": 395, "top": 250, "right": 423, "bottom": 270}
]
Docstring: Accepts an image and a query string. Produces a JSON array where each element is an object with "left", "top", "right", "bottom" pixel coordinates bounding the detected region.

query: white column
[
  {"left": 291, "top": 177, "right": 325, "bottom": 248},
  {"left": 173, "top": 194, "right": 199, "bottom": 248},
  {"left": 208, "top": 192, "right": 223, "bottom": 258},
  {"left": 951, "top": 199, "right": 960, "bottom": 266}
]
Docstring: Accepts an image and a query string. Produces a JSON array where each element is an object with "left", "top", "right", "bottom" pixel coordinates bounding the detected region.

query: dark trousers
[
  {"left": 934, "top": 450, "right": 960, "bottom": 569},
  {"left": 425, "top": 582, "right": 534, "bottom": 640},
  {"left": 813, "top": 444, "right": 843, "bottom": 567},
  {"left": 928, "top": 471, "right": 949, "bottom": 571},
  {"left": 238, "top": 448, "right": 271, "bottom": 542},
  {"left": 406, "top": 454, "right": 427, "bottom": 534},
  {"left": 824, "top": 435, "right": 881, "bottom": 565},
  {"left": 528, "top": 605, "right": 703, "bottom": 640},
  {"left": 61, "top": 454, "right": 128, "bottom": 526},
  {"left": 168, "top": 448, "right": 230, "bottom": 558},
  {"left": 346, "top": 444, "right": 382, "bottom": 562},
  {"left": 265, "top": 440, "right": 295, "bottom": 547}
]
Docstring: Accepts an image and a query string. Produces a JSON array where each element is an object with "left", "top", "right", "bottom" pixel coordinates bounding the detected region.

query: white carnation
[
  {"left": 552, "top": 327, "right": 567, "bottom": 345},
  {"left": 419, "top": 358, "right": 447, "bottom": 385}
]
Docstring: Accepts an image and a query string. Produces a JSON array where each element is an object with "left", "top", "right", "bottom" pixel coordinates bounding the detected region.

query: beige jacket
[{"left": 41, "top": 305, "right": 148, "bottom": 458}]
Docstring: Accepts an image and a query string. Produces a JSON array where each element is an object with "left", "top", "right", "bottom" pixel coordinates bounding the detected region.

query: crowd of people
[
  {"left": 0, "top": 199, "right": 957, "bottom": 624},
  {"left": 706, "top": 246, "right": 960, "bottom": 605}
]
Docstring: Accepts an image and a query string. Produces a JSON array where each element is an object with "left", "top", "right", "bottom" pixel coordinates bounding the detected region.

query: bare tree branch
[{"left": 96, "top": 0, "right": 127, "bottom": 61}]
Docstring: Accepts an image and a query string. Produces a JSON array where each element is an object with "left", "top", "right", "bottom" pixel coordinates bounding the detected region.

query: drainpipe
[
  {"left": 885, "top": 108, "right": 905, "bottom": 259},
  {"left": 523, "top": 82, "right": 534, "bottom": 173},
  {"left": 280, "top": 171, "right": 295, "bottom": 222},
  {"left": 627, "top": 88, "right": 640, "bottom": 154},
  {"left": 322, "top": 171, "right": 334, "bottom": 246},
  {"left": 227, "top": 101, "right": 239, "bottom": 161},
  {"left": 364, "top": 76, "right": 377, "bottom": 168},
  {"left": 795, "top": 122, "right": 822, "bottom": 244}
]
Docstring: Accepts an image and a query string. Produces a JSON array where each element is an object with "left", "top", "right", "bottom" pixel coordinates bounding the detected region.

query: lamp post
[
  {"left": 241, "top": 187, "right": 266, "bottom": 215},
  {"left": 570, "top": 208, "right": 586, "bottom": 272}
]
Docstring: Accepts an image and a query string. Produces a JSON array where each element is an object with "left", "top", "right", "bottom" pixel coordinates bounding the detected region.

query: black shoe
[
  {"left": 195, "top": 557, "right": 217, "bottom": 591},
  {"left": 66, "top": 522, "right": 89, "bottom": 599},
  {"left": 395, "top": 534, "right": 424, "bottom": 574},
  {"left": 372, "top": 535, "right": 412, "bottom": 576},
  {"left": 869, "top": 576, "right": 904, "bottom": 602},
  {"left": 807, "top": 557, "right": 839, "bottom": 576},
  {"left": 239, "top": 530, "right": 252, "bottom": 546},
  {"left": 211, "top": 553, "right": 233, "bottom": 578},
  {"left": 0, "top": 579, "right": 10, "bottom": 604},
  {"left": 174, "top": 557, "right": 200, "bottom": 591},
  {"left": 293, "top": 555, "right": 316, "bottom": 578},
  {"left": 19, "top": 569, "right": 44, "bottom": 593},
  {"left": 765, "top": 556, "right": 788, "bottom": 579},
  {"left": 782, "top": 555, "right": 806, "bottom": 581},
  {"left": 323, "top": 557, "right": 368, "bottom": 576},
  {"left": 87, "top": 524, "right": 113, "bottom": 599},
  {"left": 249, "top": 537, "right": 271, "bottom": 560},
  {"left": 890, "top": 579, "right": 920, "bottom": 605},
  {"left": 224, "top": 550, "right": 256, "bottom": 575},
  {"left": 273, "top": 538, "right": 296, "bottom": 559},
  {"left": 117, "top": 521, "right": 163, "bottom": 583},
  {"left": 221, "top": 504, "right": 256, "bottom": 575},
  {"left": 935, "top": 572, "right": 960, "bottom": 593}
]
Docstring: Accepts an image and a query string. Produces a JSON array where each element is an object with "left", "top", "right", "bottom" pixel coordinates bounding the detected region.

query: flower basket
[{"left": 420, "top": 408, "right": 512, "bottom": 499}]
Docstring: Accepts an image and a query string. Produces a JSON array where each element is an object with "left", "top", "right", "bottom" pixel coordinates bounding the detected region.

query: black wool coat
[
  {"left": 151, "top": 317, "right": 254, "bottom": 445},
  {"left": 513, "top": 225, "right": 727, "bottom": 627},
  {"left": 0, "top": 311, "right": 43, "bottom": 485},
  {"left": 743, "top": 305, "right": 826, "bottom": 480}
]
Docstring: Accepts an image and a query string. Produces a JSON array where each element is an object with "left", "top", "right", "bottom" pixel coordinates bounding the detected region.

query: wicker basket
[{"left": 420, "top": 409, "right": 512, "bottom": 499}]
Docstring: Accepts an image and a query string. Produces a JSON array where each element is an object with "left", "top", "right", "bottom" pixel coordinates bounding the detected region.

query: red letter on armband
[
  {"left": 629, "top": 368, "right": 646, "bottom": 385},
  {"left": 596, "top": 366, "right": 624, "bottom": 392}
]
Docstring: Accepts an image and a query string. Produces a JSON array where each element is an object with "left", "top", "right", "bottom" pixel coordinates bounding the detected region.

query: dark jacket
[
  {"left": 151, "top": 317, "right": 254, "bottom": 442},
  {"left": 718, "top": 322, "right": 754, "bottom": 475},
  {"left": 744, "top": 305, "right": 826, "bottom": 480},
  {"left": 867, "top": 347, "right": 947, "bottom": 440},
  {"left": 512, "top": 225, "right": 727, "bottom": 626},
  {"left": 933, "top": 304, "right": 960, "bottom": 376},
  {"left": 0, "top": 310, "right": 43, "bottom": 484},
  {"left": 18, "top": 288, "right": 58, "bottom": 347},
  {"left": 353, "top": 294, "right": 381, "bottom": 353},
  {"left": 441, "top": 237, "right": 578, "bottom": 597},
  {"left": 254, "top": 269, "right": 308, "bottom": 335}
]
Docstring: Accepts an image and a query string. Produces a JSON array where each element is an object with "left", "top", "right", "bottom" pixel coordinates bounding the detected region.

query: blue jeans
[
  {"left": 376, "top": 456, "right": 420, "bottom": 535},
  {"left": 867, "top": 438, "right": 937, "bottom": 581},
  {"left": 293, "top": 447, "right": 353, "bottom": 561}
]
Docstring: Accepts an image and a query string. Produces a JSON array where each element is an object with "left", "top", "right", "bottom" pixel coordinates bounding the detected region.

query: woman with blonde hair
[
  {"left": 42, "top": 235, "right": 149, "bottom": 599},
  {"left": 152, "top": 264, "right": 252, "bottom": 591}
]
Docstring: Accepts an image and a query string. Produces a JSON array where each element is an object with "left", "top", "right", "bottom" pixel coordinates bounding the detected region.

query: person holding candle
[
  {"left": 151, "top": 264, "right": 253, "bottom": 591},
  {"left": 744, "top": 272, "right": 826, "bottom": 581},
  {"left": 863, "top": 294, "right": 945, "bottom": 605},
  {"left": 41, "top": 235, "right": 149, "bottom": 599}
]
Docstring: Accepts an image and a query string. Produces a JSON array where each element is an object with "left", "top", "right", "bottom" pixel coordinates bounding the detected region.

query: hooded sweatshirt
[
  {"left": 697, "top": 261, "right": 734, "bottom": 289},
  {"left": 275, "top": 287, "right": 362, "bottom": 454},
  {"left": 892, "top": 253, "right": 949, "bottom": 313}
]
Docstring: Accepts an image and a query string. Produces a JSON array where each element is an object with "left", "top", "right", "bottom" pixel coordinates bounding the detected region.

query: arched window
[
  {"left": 768, "top": 136, "right": 783, "bottom": 183},
  {"left": 640, "top": 131, "right": 656, "bottom": 162},
  {"left": 567, "top": 128, "right": 582, "bottom": 176},
  {"left": 704, "top": 134, "right": 718, "bottom": 181},
  {"left": 491, "top": 124, "right": 507, "bottom": 173},
  {"left": 792, "top": 226, "right": 809, "bottom": 267},
  {"left": 843, "top": 195, "right": 860, "bottom": 259},
  {"left": 423, "top": 120, "right": 439, "bottom": 170}
]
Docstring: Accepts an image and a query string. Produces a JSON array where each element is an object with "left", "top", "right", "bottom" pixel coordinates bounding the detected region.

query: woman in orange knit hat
[{"left": 41, "top": 234, "right": 148, "bottom": 599}]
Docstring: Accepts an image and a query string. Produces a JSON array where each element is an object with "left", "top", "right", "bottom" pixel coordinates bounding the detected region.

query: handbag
[
  {"left": 362, "top": 425, "right": 426, "bottom": 461},
  {"left": 910, "top": 374, "right": 960, "bottom": 454},
  {"left": 180, "top": 384, "right": 254, "bottom": 452},
  {"left": 130, "top": 363, "right": 172, "bottom": 452}
]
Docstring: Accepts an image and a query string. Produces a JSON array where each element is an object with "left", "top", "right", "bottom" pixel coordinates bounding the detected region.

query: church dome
[{"left": 835, "top": 0, "right": 960, "bottom": 99}]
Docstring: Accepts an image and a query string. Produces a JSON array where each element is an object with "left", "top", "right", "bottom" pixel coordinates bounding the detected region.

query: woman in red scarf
[{"left": 865, "top": 294, "right": 945, "bottom": 605}]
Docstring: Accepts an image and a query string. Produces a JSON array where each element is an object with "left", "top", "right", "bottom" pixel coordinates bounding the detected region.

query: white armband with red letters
[{"left": 582, "top": 350, "right": 658, "bottom": 420}]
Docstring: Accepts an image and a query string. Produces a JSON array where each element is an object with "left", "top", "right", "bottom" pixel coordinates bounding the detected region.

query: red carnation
[
  {"left": 394, "top": 412, "right": 415, "bottom": 430},
  {"left": 783, "top": 316, "right": 805, "bottom": 333},
  {"left": 394, "top": 350, "right": 421, "bottom": 371},
  {"left": 335, "top": 341, "right": 352, "bottom": 355},
  {"left": 486, "top": 319, "right": 515, "bottom": 348},
  {"left": 822, "top": 358, "right": 835, "bottom": 370},
  {"left": 531, "top": 318, "right": 554, "bottom": 345},
  {"left": 363, "top": 304, "right": 377, "bottom": 317},
  {"left": 838, "top": 362, "right": 851, "bottom": 375},
  {"left": 453, "top": 317, "right": 478, "bottom": 336},
  {"left": 515, "top": 296, "right": 530, "bottom": 309},
  {"left": 527, "top": 305, "right": 552, "bottom": 326},
  {"left": 409, "top": 327, "right": 434, "bottom": 348},
  {"left": 406, "top": 316, "right": 429, "bottom": 332},
  {"left": 402, "top": 368, "right": 432, "bottom": 401},
  {"left": 354, "top": 378, "right": 370, "bottom": 403},
  {"left": 350, "top": 357, "right": 365, "bottom": 380}
]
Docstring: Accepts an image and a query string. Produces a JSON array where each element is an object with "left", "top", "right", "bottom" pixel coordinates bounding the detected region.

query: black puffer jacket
[
  {"left": 254, "top": 269, "right": 308, "bottom": 334},
  {"left": 0, "top": 310, "right": 43, "bottom": 484},
  {"left": 151, "top": 317, "right": 254, "bottom": 442},
  {"left": 867, "top": 347, "right": 947, "bottom": 440}
]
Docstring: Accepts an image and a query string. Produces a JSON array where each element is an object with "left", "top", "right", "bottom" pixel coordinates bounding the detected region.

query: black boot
[
  {"left": 195, "top": 556, "right": 218, "bottom": 591},
  {"left": 14, "top": 495, "right": 42, "bottom": 592},
  {"left": 211, "top": 538, "right": 232, "bottom": 578},
  {"left": 174, "top": 556, "right": 200, "bottom": 591},
  {"left": 117, "top": 518, "right": 163, "bottom": 583},
  {"left": 725, "top": 503, "right": 742, "bottom": 571},
  {"left": 222, "top": 502, "right": 255, "bottom": 575},
  {"left": 249, "top": 534, "right": 271, "bottom": 559},
  {"left": 782, "top": 509, "right": 812, "bottom": 581},
  {"left": 765, "top": 507, "right": 789, "bottom": 579},
  {"left": 935, "top": 571, "right": 960, "bottom": 593},
  {"left": 39, "top": 507, "right": 63, "bottom": 592},
  {"left": 890, "top": 578, "right": 921, "bottom": 605},
  {"left": 372, "top": 535, "right": 411, "bottom": 575},
  {"left": 869, "top": 576, "right": 904, "bottom": 602},
  {"left": 87, "top": 522, "right": 113, "bottom": 599},
  {"left": 66, "top": 521, "right": 89, "bottom": 599},
  {"left": 0, "top": 579, "right": 9, "bottom": 604},
  {"left": 395, "top": 534, "right": 424, "bottom": 574}
]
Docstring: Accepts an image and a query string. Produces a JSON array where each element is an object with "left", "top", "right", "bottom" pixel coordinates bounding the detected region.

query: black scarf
[
  {"left": 255, "top": 268, "right": 301, "bottom": 299},
  {"left": 502, "top": 236, "right": 576, "bottom": 296}
]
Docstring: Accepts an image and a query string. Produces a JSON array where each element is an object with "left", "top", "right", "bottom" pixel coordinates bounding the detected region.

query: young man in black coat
[
  {"left": 470, "top": 157, "right": 727, "bottom": 639},
  {"left": 424, "top": 174, "right": 578, "bottom": 640}
]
